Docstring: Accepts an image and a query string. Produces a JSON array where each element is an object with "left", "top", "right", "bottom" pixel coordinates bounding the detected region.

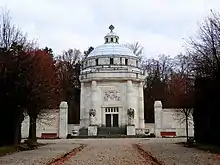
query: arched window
[
  {"left": 96, "top": 59, "right": 99, "bottom": 66},
  {"left": 125, "top": 59, "right": 128, "bottom": 65},
  {"left": 110, "top": 58, "right": 114, "bottom": 65}
]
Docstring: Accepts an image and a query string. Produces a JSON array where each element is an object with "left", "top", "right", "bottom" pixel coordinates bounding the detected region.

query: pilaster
[
  {"left": 139, "top": 82, "right": 145, "bottom": 128},
  {"left": 91, "top": 81, "right": 97, "bottom": 125}
]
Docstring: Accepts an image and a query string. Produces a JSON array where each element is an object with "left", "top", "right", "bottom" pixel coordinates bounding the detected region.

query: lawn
[
  {"left": 0, "top": 146, "right": 19, "bottom": 157},
  {"left": 0, "top": 142, "right": 46, "bottom": 157}
]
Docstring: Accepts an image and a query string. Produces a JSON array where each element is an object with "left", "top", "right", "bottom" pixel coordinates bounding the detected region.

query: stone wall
[
  {"left": 21, "top": 109, "right": 59, "bottom": 138},
  {"left": 154, "top": 101, "right": 194, "bottom": 137},
  {"left": 21, "top": 101, "right": 68, "bottom": 139}
]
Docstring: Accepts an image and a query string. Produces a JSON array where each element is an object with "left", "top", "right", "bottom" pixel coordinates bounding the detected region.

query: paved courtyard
[{"left": 0, "top": 138, "right": 220, "bottom": 165}]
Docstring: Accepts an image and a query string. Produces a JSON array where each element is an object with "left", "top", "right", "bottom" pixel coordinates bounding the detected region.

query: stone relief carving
[
  {"left": 103, "top": 90, "right": 120, "bottom": 101},
  {"left": 89, "top": 109, "right": 96, "bottom": 125},
  {"left": 89, "top": 109, "right": 96, "bottom": 117},
  {"left": 127, "top": 108, "right": 135, "bottom": 125}
]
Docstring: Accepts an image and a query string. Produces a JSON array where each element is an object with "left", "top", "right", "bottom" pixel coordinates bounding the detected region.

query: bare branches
[
  {"left": 56, "top": 48, "right": 82, "bottom": 99},
  {"left": 0, "top": 10, "right": 36, "bottom": 51},
  {"left": 124, "top": 41, "right": 144, "bottom": 56},
  {"left": 186, "top": 11, "right": 220, "bottom": 78}
]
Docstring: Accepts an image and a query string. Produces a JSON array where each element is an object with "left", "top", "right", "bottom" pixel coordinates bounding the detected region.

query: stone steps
[
  {"left": 67, "top": 134, "right": 151, "bottom": 139},
  {"left": 98, "top": 127, "right": 126, "bottom": 135},
  {"left": 79, "top": 127, "right": 126, "bottom": 136},
  {"left": 79, "top": 127, "right": 88, "bottom": 135}
]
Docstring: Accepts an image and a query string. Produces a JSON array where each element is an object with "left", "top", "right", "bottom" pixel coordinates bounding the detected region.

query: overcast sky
[{"left": 1, "top": 0, "right": 220, "bottom": 57}]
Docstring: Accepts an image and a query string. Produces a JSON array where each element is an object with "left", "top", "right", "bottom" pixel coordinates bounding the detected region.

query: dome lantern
[{"left": 104, "top": 25, "right": 119, "bottom": 44}]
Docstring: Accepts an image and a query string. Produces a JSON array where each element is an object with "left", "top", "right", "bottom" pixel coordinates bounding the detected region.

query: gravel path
[
  {"left": 0, "top": 143, "right": 81, "bottom": 165},
  {"left": 138, "top": 138, "right": 220, "bottom": 165},
  {"left": 2, "top": 138, "right": 219, "bottom": 165},
  {"left": 63, "top": 139, "right": 149, "bottom": 165}
]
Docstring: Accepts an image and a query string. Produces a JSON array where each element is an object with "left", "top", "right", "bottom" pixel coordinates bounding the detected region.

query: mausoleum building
[{"left": 79, "top": 25, "right": 145, "bottom": 131}]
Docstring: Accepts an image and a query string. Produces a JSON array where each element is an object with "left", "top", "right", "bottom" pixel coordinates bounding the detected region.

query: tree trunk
[
  {"left": 29, "top": 115, "right": 37, "bottom": 142},
  {"left": 13, "top": 112, "right": 23, "bottom": 145},
  {"left": 186, "top": 116, "right": 189, "bottom": 141}
]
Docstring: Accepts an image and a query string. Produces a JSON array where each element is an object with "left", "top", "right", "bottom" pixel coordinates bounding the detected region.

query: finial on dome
[{"left": 109, "top": 25, "right": 115, "bottom": 32}]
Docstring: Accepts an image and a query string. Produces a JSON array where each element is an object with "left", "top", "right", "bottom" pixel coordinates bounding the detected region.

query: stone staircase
[
  {"left": 79, "top": 127, "right": 88, "bottom": 135},
  {"left": 98, "top": 127, "right": 126, "bottom": 135},
  {"left": 79, "top": 126, "right": 126, "bottom": 136}
]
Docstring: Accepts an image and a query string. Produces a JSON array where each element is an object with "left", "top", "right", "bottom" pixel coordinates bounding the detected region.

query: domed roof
[
  {"left": 87, "top": 25, "right": 136, "bottom": 58},
  {"left": 88, "top": 43, "right": 136, "bottom": 57}
]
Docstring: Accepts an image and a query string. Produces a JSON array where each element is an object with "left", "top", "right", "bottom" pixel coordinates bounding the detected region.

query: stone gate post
[
  {"left": 59, "top": 101, "right": 68, "bottom": 138},
  {"left": 154, "top": 100, "right": 162, "bottom": 137}
]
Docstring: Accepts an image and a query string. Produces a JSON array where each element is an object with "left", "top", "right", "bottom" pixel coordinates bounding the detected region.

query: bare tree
[
  {"left": 83, "top": 46, "right": 94, "bottom": 59},
  {"left": 174, "top": 107, "right": 193, "bottom": 140},
  {"left": 125, "top": 41, "right": 144, "bottom": 56},
  {"left": 56, "top": 48, "right": 82, "bottom": 124},
  {"left": 186, "top": 10, "right": 220, "bottom": 78},
  {"left": 0, "top": 10, "right": 36, "bottom": 51},
  {"left": 0, "top": 10, "right": 37, "bottom": 146},
  {"left": 141, "top": 55, "right": 174, "bottom": 122},
  {"left": 142, "top": 55, "right": 174, "bottom": 88},
  {"left": 169, "top": 55, "right": 194, "bottom": 141},
  {"left": 185, "top": 10, "right": 220, "bottom": 146}
]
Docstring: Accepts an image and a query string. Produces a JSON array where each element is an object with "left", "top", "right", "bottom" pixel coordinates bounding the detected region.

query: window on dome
[
  {"left": 136, "top": 60, "right": 138, "bottom": 67},
  {"left": 125, "top": 58, "right": 128, "bottom": 65},
  {"left": 116, "top": 38, "right": 118, "bottom": 43},
  {"left": 96, "top": 59, "right": 99, "bottom": 66},
  {"left": 110, "top": 58, "right": 114, "bottom": 65},
  {"left": 120, "top": 57, "right": 122, "bottom": 64},
  {"left": 105, "top": 38, "right": 108, "bottom": 43},
  {"left": 111, "top": 38, "right": 113, "bottom": 42}
]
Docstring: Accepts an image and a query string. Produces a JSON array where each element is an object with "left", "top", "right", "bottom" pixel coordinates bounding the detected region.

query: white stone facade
[
  {"left": 80, "top": 81, "right": 145, "bottom": 128},
  {"left": 80, "top": 25, "right": 145, "bottom": 130}
]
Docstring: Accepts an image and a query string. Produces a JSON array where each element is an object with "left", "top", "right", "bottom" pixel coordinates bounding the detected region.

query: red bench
[
  {"left": 160, "top": 131, "right": 176, "bottom": 137},
  {"left": 41, "top": 133, "right": 57, "bottom": 139}
]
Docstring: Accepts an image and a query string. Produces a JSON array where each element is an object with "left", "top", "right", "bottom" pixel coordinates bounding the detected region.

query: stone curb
[
  {"left": 47, "top": 144, "right": 86, "bottom": 165},
  {"left": 132, "top": 144, "right": 165, "bottom": 165}
]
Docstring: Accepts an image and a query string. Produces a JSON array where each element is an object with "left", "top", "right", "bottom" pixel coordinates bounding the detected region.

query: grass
[
  {"left": 176, "top": 141, "right": 220, "bottom": 154},
  {"left": 0, "top": 146, "right": 19, "bottom": 157},
  {"left": 0, "top": 142, "right": 46, "bottom": 157},
  {"left": 195, "top": 143, "right": 220, "bottom": 154}
]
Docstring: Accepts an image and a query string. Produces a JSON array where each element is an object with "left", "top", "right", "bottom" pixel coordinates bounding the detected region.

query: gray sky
[{"left": 1, "top": 0, "right": 220, "bottom": 57}]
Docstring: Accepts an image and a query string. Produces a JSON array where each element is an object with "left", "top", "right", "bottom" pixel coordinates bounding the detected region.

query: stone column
[
  {"left": 90, "top": 81, "right": 97, "bottom": 125},
  {"left": 59, "top": 101, "right": 68, "bottom": 138},
  {"left": 127, "top": 80, "right": 134, "bottom": 125},
  {"left": 80, "top": 82, "right": 85, "bottom": 127},
  {"left": 139, "top": 82, "right": 145, "bottom": 129},
  {"left": 154, "top": 100, "right": 162, "bottom": 137}
]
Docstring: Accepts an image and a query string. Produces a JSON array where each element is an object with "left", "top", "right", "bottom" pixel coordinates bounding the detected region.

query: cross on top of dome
[
  {"left": 109, "top": 25, "right": 115, "bottom": 32},
  {"left": 104, "top": 25, "right": 119, "bottom": 44}
]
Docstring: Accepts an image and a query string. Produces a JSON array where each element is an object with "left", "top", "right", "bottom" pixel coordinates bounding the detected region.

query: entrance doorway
[
  {"left": 106, "top": 114, "right": 111, "bottom": 127},
  {"left": 105, "top": 107, "right": 119, "bottom": 127}
]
